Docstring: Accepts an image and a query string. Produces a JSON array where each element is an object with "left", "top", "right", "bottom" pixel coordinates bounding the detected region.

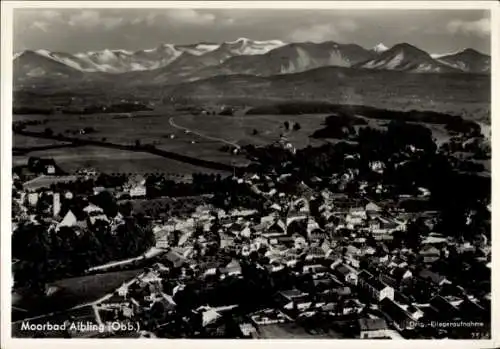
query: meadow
[
  {"left": 13, "top": 101, "right": 478, "bottom": 175},
  {"left": 21, "top": 145, "right": 230, "bottom": 176}
]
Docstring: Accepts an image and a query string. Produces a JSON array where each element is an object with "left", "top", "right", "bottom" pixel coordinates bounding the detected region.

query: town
[{"left": 11, "top": 116, "right": 491, "bottom": 339}]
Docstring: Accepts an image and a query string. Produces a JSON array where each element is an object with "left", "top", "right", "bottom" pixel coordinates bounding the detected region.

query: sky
[{"left": 13, "top": 8, "right": 491, "bottom": 55}]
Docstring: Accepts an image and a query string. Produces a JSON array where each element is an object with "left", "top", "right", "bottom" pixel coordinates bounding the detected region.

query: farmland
[
  {"left": 24, "top": 145, "right": 230, "bottom": 176},
  {"left": 13, "top": 106, "right": 462, "bottom": 176}
]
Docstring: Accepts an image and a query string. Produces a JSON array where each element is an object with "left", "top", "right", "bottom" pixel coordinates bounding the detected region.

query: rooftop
[{"left": 358, "top": 318, "right": 388, "bottom": 331}]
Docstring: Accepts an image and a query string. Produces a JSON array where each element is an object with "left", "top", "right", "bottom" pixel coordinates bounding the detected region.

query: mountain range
[{"left": 13, "top": 38, "right": 490, "bottom": 88}]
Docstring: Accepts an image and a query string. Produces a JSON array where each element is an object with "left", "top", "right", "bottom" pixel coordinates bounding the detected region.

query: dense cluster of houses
[{"left": 11, "top": 156, "right": 491, "bottom": 339}]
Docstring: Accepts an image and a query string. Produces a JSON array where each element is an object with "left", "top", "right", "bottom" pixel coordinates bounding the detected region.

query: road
[
  {"left": 86, "top": 247, "right": 166, "bottom": 273},
  {"left": 169, "top": 116, "right": 241, "bottom": 149}
]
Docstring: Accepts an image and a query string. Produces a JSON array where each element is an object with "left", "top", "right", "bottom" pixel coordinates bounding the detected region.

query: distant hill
[
  {"left": 355, "top": 43, "right": 460, "bottom": 73},
  {"left": 187, "top": 41, "right": 376, "bottom": 81},
  {"left": 13, "top": 39, "right": 490, "bottom": 87},
  {"left": 14, "top": 50, "right": 86, "bottom": 81},
  {"left": 435, "top": 48, "right": 491, "bottom": 74},
  {"left": 163, "top": 66, "right": 490, "bottom": 116}
]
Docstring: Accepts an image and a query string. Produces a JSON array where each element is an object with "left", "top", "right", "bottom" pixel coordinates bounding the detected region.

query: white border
[{"left": 1, "top": 1, "right": 499, "bottom": 349}]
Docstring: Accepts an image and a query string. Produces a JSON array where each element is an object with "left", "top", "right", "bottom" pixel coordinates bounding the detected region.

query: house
[
  {"left": 303, "top": 264, "right": 328, "bottom": 274},
  {"left": 267, "top": 219, "right": 286, "bottom": 235},
  {"left": 457, "top": 242, "right": 476, "bottom": 254},
  {"left": 141, "top": 270, "right": 162, "bottom": 284},
  {"left": 222, "top": 259, "right": 242, "bottom": 276},
  {"left": 342, "top": 298, "right": 365, "bottom": 315},
  {"left": 419, "top": 246, "right": 441, "bottom": 263},
  {"left": 250, "top": 308, "right": 288, "bottom": 325},
  {"left": 155, "top": 229, "right": 170, "bottom": 249},
  {"left": 369, "top": 160, "right": 385, "bottom": 174},
  {"left": 281, "top": 255, "right": 298, "bottom": 268},
  {"left": 422, "top": 234, "right": 447, "bottom": 245},
  {"left": 266, "top": 262, "right": 285, "bottom": 273},
  {"left": 309, "top": 228, "right": 327, "bottom": 241},
  {"left": 129, "top": 183, "right": 146, "bottom": 198},
  {"left": 429, "top": 295, "right": 461, "bottom": 320},
  {"left": 345, "top": 254, "right": 361, "bottom": 269},
  {"left": 333, "top": 263, "right": 359, "bottom": 285},
  {"left": 387, "top": 256, "right": 409, "bottom": 269},
  {"left": 306, "top": 218, "right": 321, "bottom": 237},
  {"left": 459, "top": 298, "right": 488, "bottom": 320},
  {"left": 239, "top": 323, "right": 257, "bottom": 338},
  {"left": 276, "top": 235, "right": 295, "bottom": 246},
  {"left": 358, "top": 318, "right": 389, "bottom": 339},
  {"left": 380, "top": 274, "right": 398, "bottom": 289},
  {"left": 27, "top": 192, "right": 39, "bottom": 206},
  {"left": 365, "top": 202, "right": 382, "bottom": 215},
  {"left": 291, "top": 197, "right": 310, "bottom": 214},
  {"left": 93, "top": 186, "right": 107, "bottom": 195},
  {"left": 40, "top": 159, "right": 57, "bottom": 175},
  {"left": 346, "top": 214, "right": 364, "bottom": 227},
  {"left": 389, "top": 267, "right": 413, "bottom": 284},
  {"left": 55, "top": 210, "right": 78, "bottom": 231},
  {"left": 313, "top": 275, "right": 337, "bottom": 290},
  {"left": 345, "top": 245, "right": 361, "bottom": 257},
  {"left": 419, "top": 269, "right": 450, "bottom": 287},
  {"left": 358, "top": 270, "right": 394, "bottom": 302},
  {"left": 305, "top": 246, "right": 326, "bottom": 261},
  {"left": 240, "top": 226, "right": 253, "bottom": 239},
  {"left": 362, "top": 246, "right": 376, "bottom": 255},
  {"left": 164, "top": 250, "right": 187, "bottom": 269},
  {"left": 380, "top": 298, "right": 417, "bottom": 331},
  {"left": 89, "top": 214, "right": 109, "bottom": 226},
  {"left": 405, "top": 304, "right": 425, "bottom": 321},
  {"left": 349, "top": 207, "right": 367, "bottom": 219},
  {"left": 200, "top": 307, "right": 222, "bottom": 327},
  {"left": 378, "top": 253, "right": 390, "bottom": 264},
  {"left": 276, "top": 289, "right": 310, "bottom": 310}
]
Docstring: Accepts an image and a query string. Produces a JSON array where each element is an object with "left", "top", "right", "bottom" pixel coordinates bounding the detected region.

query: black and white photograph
[{"left": 1, "top": 1, "right": 497, "bottom": 345}]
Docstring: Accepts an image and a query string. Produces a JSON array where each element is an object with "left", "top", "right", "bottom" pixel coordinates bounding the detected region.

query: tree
[
  {"left": 44, "top": 128, "right": 54, "bottom": 136},
  {"left": 293, "top": 122, "right": 301, "bottom": 131},
  {"left": 91, "top": 191, "right": 119, "bottom": 217},
  {"left": 252, "top": 129, "right": 259, "bottom": 136},
  {"left": 405, "top": 217, "right": 428, "bottom": 251}
]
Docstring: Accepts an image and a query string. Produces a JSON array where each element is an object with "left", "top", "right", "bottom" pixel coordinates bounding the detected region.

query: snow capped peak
[
  {"left": 223, "top": 38, "right": 286, "bottom": 55},
  {"left": 35, "top": 49, "right": 52, "bottom": 56},
  {"left": 255, "top": 39, "right": 285, "bottom": 46},
  {"left": 112, "top": 49, "right": 133, "bottom": 55},
  {"left": 226, "top": 37, "right": 251, "bottom": 44},
  {"left": 431, "top": 49, "right": 465, "bottom": 59},
  {"left": 156, "top": 43, "right": 176, "bottom": 50},
  {"left": 373, "top": 43, "right": 388, "bottom": 53},
  {"left": 432, "top": 48, "right": 486, "bottom": 59}
]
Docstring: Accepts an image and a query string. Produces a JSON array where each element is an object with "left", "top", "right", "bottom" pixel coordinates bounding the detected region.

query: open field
[
  {"left": 172, "top": 113, "right": 329, "bottom": 149},
  {"left": 171, "top": 113, "right": 454, "bottom": 148},
  {"left": 19, "top": 145, "right": 231, "bottom": 175},
  {"left": 14, "top": 105, "right": 464, "bottom": 176},
  {"left": 16, "top": 112, "right": 248, "bottom": 166},
  {"left": 14, "top": 135, "right": 70, "bottom": 148},
  {"left": 12, "top": 269, "right": 143, "bottom": 320}
]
